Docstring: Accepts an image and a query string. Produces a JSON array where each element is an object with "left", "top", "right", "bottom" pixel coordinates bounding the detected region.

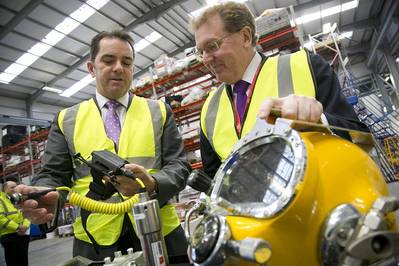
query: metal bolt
[
  {"left": 127, "top": 248, "right": 134, "bottom": 255},
  {"left": 337, "top": 228, "right": 348, "bottom": 239},
  {"left": 114, "top": 251, "right": 122, "bottom": 257},
  {"left": 104, "top": 257, "right": 112, "bottom": 264}
]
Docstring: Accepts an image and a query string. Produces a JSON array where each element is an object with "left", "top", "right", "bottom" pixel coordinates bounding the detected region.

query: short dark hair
[
  {"left": 191, "top": 2, "right": 257, "bottom": 46},
  {"left": 90, "top": 30, "right": 135, "bottom": 61}
]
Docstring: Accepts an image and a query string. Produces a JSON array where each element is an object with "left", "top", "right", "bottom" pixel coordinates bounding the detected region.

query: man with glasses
[{"left": 191, "top": 1, "right": 368, "bottom": 179}]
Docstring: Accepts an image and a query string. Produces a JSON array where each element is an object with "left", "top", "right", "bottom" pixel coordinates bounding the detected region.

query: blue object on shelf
[{"left": 346, "top": 95, "right": 358, "bottom": 105}]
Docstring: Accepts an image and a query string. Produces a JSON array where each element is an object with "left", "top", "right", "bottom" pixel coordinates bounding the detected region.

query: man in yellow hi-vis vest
[
  {"left": 1, "top": 181, "right": 30, "bottom": 266},
  {"left": 15, "top": 30, "right": 191, "bottom": 262},
  {"left": 190, "top": 2, "right": 368, "bottom": 178}
]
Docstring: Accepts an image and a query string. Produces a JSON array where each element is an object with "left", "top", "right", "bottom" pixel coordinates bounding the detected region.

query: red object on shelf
[
  {"left": 257, "top": 26, "right": 300, "bottom": 53},
  {"left": 173, "top": 98, "right": 206, "bottom": 117},
  {"left": 1, "top": 129, "right": 49, "bottom": 154},
  {"left": 1, "top": 129, "right": 49, "bottom": 179},
  {"left": 0, "top": 159, "right": 42, "bottom": 178},
  {"left": 191, "top": 162, "right": 203, "bottom": 170},
  {"left": 134, "top": 62, "right": 210, "bottom": 96},
  {"left": 184, "top": 136, "right": 200, "bottom": 152},
  {"left": 257, "top": 26, "right": 297, "bottom": 45}
]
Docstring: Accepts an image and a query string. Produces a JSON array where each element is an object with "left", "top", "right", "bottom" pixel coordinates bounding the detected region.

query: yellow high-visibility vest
[
  {"left": 58, "top": 96, "right": 180, "bottom": 245},
  {"left": 201, "top": 49, "right": 315, "bottom": 161},
  {"left": 0, "top": 192, "right": 30, "bottom": 236}
]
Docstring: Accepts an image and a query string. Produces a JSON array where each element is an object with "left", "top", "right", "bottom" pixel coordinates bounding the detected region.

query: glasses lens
[{"left": 206, "top": 41, "right": 219, "bottom": 54}]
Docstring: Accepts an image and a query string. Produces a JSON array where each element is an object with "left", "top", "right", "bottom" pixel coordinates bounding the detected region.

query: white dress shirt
[{"left": 96, "top": 91, "right": 129, "bottom": 127}]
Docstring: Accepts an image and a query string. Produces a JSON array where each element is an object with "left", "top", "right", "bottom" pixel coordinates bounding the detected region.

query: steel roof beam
[
  {"left": 366, "top": 0, "right": 399, "bottom": 67},
  {"left": 0, "top": 0, "right": 45, "bottom": 41},
  {"left": 27, "top": 0, "right": 188, "bottom": 105},
  {"left": 340, "top": 18, "right": 379, "bottom": 32}
]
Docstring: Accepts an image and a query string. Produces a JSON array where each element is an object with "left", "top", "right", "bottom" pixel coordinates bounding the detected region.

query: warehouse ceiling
[{"left": 0, "top": 0, "right": 398, "bottom": 123}]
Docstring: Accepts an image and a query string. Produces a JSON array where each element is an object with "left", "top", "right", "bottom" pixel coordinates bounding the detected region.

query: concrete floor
[{"left": 0, "top": 236, "right": 73, "bottom": 266}]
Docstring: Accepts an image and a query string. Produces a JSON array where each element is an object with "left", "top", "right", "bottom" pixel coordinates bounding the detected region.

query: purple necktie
[
  {"left": 104, "top": 100, "right": 121, "bottom": 148},
  {"left": 234, "top": 80, "right": 249, "bottom": 122}
]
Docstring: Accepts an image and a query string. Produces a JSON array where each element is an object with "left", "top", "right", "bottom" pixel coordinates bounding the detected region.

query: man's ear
[
  {"left": 87, "top": 61, "right": 95, "bottom": 77},
  {"left": 241, "top": 26, "right": 252, "bottom": 47}
]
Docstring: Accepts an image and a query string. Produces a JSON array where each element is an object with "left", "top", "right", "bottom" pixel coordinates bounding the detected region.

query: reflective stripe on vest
[
  {"left": 201, "top": 49, "right": 315, "bottom": 161},
  {"left": 58, "top": 96, "right": 180, "bottom": 245}
]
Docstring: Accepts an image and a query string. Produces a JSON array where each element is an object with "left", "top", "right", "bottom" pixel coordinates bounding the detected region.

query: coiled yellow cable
[{"left": 56, "top": 178, "right": 146, "bottom": 214}]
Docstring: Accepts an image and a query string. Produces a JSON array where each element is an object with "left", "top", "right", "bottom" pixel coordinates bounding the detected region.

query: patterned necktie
[
  {"left": 234, "top": 80, "right": 249, "bottom": 122},
  {"left": 104, "top": 100, "right": 121, "bottom": 148}
]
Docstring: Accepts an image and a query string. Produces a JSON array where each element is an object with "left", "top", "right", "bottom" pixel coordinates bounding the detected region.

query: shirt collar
[
  {"left": 240, "top": 52, "right": 262, "bottom": 85},
  {"left": 96, "top": 91, "right": 129, "bottom": 109}
]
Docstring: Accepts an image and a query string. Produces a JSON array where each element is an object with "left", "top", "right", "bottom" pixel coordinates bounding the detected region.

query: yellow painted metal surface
[{"left": 225, "top": 132, "right": 392, "bottom": 266}]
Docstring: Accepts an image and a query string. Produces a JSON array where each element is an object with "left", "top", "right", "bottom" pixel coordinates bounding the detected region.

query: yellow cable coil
[{"left": 56, "top": 177, "right": 145, "bottom": 215}]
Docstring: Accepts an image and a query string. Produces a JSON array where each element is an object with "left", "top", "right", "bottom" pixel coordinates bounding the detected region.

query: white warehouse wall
[{"left": 0, "top": 95, "right": 62, "bottom": 122}]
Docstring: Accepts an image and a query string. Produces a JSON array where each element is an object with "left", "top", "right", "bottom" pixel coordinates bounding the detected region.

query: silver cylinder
[{"left": 132, "top": 192, "right": 168, "bottom": 266}]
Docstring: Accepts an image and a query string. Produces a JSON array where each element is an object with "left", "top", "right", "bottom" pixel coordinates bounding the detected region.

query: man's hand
[
  {"left": 17, "top": 224, "right": 28, "bottom": 235},
  {"left": 104, "top": 163, "right": 157, "bottom": 197},
  {"left": 258, "top": 94, "right": 323, "bottom": 123},
  {"left": 14, "top": 184, "right": 59, "bottom": 224}
]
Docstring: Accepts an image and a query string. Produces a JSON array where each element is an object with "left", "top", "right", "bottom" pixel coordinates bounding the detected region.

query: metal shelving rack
[{"left": 0, "top": 128, "right": 49, "bottom": 182}]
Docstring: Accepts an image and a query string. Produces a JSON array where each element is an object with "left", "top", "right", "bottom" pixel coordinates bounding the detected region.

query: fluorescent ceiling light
[
  {"left": 16, "top": 53, "right": 39, "bottom": 66},
  {"left": 42, "top": 86, "right": 63, "bottom": 94},
  {"left": 4, "top": 63, "right": 27, "bottom": 76},
  {"left": 54, "top": 17, "right": 80, "bottom": 35},
  {"left": 145, "top": 31, "right": 162, "bottom": 43},
  {"left": 135, "top": 31, "right": 162, "bottom": 52},
  {"left": 86, "top": 0, "right": 109, "bottom": 9},
  {"left": 0, "top": 0, "right": 110, "bottom": 84},
  {"left": 0, "top": 73, "right": 17, "bottom": 84},
  {"left": 42, "top": 30, "right": 65, "bottom": 45},
  {"left": 322, "top": 6, "right": 341, "bottom": 17},
  {"left": 28, "top": 43, "right": 52, "bottom": 57},
  {"left": 296, "top": 0, "right": 358, "bottom": 25},
  {"left": 342, "top": 0, "right": 359, "bottom": 11},
  {"left": 60, "top": 75, "right": 95, "bottom": 97},
  {"left": 70, "top": 4, "right": 96, "bottom": 23},
  {"left": 339, "top": 31, "right": 353, "bottom": 39}
]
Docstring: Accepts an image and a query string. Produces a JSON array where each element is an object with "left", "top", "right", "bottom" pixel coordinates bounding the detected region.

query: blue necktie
[
  {"left": 104, "top": 100, "right": 121, "bottom": 148},
  {"left": 234, "top": 80, "right": 249, "bottom": 122}
]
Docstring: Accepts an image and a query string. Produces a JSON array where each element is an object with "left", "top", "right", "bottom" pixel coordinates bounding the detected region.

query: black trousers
[
  {"left": 73, "top": 221, "right": 189, "bottom": 263},
  {"left": 0, "top": 233, "right": 30, "bottom": 266}
]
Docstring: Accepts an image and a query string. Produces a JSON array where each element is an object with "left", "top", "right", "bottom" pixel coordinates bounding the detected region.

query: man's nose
[{"left": 113, "top": 60, "right": 123, "bottom": 72}]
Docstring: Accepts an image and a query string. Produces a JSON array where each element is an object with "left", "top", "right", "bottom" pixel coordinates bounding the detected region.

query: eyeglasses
[{"left": 195, "top": 34, "right": 232, "bottom": 59}]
